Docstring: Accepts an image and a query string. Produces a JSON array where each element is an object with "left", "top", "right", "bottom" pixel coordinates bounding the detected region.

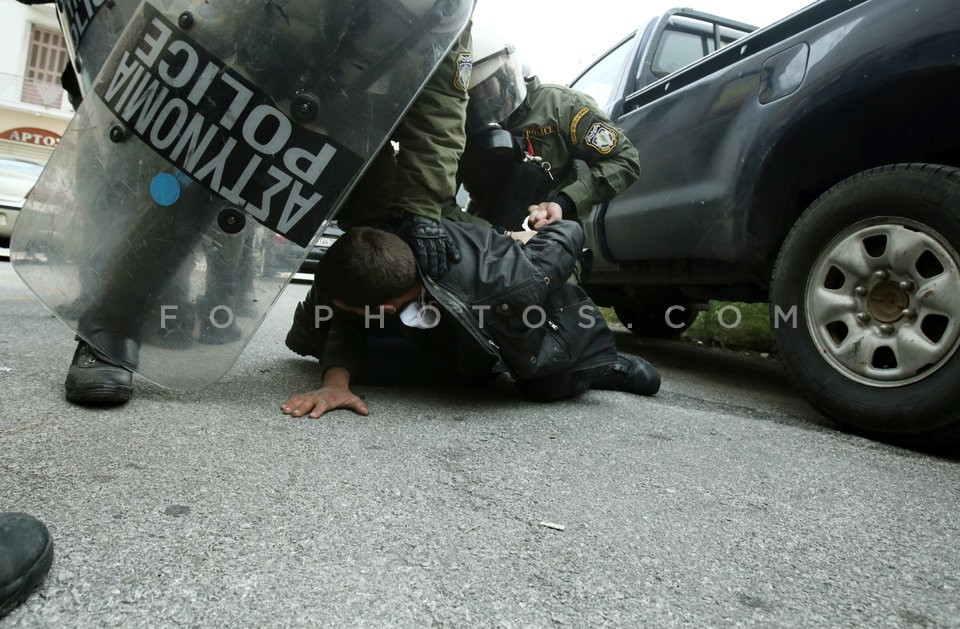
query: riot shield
[{"left": 12, "top": 0, "right": 473, "bottom": 390}]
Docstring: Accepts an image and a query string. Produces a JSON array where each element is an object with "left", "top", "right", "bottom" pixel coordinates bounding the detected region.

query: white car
[{"left": 0, "top": 155, "right": 45, "bottom": 248}]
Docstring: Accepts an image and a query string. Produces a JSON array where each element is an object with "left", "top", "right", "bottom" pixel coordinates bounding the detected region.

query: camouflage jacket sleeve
[
  {"left": 390, "top": 24, "right": 473, "bottom": 223},
  {"left": 558, "top": 90, "right": 641, "bottom": 217}
]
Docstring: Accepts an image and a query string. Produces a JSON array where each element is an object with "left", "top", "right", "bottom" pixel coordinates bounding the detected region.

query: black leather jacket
[
  {"left": 324, "top": 219, "right": 617, "bottom": 380},
  {"left": 424, "top": 219, "right": 616, "bottom": 379}
]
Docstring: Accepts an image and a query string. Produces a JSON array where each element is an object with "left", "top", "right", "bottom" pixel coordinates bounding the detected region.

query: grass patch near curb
[
  {"left": 602, "top": 301, "right": 775, "bottom": 353},
  {"left": 682, "top": 302, "right": 774, "bottom": 353}
]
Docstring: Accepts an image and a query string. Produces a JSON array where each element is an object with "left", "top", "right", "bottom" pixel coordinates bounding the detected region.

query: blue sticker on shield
[{"left": 150, "top": 173, "right": 181, "bottom": 206}]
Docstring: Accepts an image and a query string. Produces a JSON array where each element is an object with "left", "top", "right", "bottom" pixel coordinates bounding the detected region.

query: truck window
[
  {"left": 652, "top": 29, "right": 709, "bottom": 76},
  {"left": 570, "top": 34, "right": 636, "bottom": 111},
  {"left": 650, "top": 16, "right": 752, "bottom": 78}
]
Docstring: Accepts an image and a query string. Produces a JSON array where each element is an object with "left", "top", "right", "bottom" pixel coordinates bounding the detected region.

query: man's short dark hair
[{"left": 315, "top": 227, "right": 418, "bottom": 307}]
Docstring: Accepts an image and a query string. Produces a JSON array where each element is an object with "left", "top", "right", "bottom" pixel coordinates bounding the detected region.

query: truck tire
[
  {"left": 614, "top": 301, "right": 699, "bottom": 338},
  {"left": 770, "top": 164, "right": 960, "bottom": 447}
]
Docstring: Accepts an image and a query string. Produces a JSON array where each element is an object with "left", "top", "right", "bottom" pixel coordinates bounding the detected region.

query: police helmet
[{"left": 466, "top": 24, "right": 527, "bottom": 135}]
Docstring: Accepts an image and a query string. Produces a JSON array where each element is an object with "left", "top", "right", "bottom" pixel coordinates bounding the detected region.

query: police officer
[
  {"left": 334, "top": 22, "right": 473, "bottom": 276},
  {"left": 460, "top": 28, "right": 641, "bottom": 230}
]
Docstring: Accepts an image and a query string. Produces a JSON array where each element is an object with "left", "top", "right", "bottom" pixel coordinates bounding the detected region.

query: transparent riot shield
[{"left": 12, "top": 0, "right": 473, "bottom": 390}]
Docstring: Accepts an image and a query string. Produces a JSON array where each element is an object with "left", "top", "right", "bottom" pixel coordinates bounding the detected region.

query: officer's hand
[
  {"left": 527, "top": 202, "right": 564, "bottom": 231},
  {"left": 399, "top": 215, "right": 462, "bottom": 278}
]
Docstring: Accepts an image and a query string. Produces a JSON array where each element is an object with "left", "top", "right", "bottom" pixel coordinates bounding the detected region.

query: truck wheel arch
[{"left": 749, "top": 68, "right": 960, "bottom": 282}]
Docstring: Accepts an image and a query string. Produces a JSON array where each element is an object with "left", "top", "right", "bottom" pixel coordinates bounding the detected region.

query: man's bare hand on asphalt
[{"left": 281, "top": 367, "right": 369, "bottom": 418}]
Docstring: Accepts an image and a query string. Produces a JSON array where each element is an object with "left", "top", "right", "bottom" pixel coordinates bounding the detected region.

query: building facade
[{"left": 0, "top": 3, "right": 73, "bottom": 164}]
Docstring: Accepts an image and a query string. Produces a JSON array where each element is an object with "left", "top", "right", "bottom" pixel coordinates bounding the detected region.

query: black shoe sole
[
  {"left": 65, "top": 384, "right": 132, "bottom": 406},
  {"left": 0, "top": 531, "right": 53, "bottom": 618}
]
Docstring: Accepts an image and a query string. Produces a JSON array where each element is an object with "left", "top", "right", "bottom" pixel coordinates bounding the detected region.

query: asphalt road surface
[{"left": 1, "top": 259, "right": 958, "bottom": 627}]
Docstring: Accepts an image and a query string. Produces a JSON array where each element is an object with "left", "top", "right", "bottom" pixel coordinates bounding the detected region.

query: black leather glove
[{"left": 399, "top": 215, "right": 462, "bottom": 279}]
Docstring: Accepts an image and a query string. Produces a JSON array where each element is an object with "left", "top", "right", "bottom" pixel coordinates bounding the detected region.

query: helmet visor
[{"left": 466, "top": 46, "right": 527, "bottom": 135}]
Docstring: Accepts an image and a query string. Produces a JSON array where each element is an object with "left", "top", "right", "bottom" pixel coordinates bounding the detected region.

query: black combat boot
[
  {"left": 64, "top": 340, "right": 134, "bottom": 405},
  {"left": 591, "top": 352, "right": 661, "bottom": 396},
  {"left": 0, "top": 513, "right": 54, "bottom": 618}
]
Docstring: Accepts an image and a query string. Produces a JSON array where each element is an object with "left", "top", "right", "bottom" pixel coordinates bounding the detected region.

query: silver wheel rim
[{"left": 804, "top": 217, "right": 960, "bottom": 387}]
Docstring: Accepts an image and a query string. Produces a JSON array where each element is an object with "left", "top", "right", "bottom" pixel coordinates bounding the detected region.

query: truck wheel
[
  {"left": 614, "top": 301, "right": 699, "bottom": 338},
  {"left": 771, "top": 164, "right": 960, "bottom": 446}
]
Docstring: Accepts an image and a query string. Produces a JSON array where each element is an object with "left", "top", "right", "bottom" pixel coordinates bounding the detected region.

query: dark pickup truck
[{"left": 570, "top": 0, "right": 960, "bottom": 446}]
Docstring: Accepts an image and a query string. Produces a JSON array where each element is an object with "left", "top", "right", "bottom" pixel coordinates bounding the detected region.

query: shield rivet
[
  {"left": 109, "top": 125, "right": 127, "bottom": 143},
  {"left": 291, "top": 93, "right": 320, "bottom": 123},
  {"left": 218, "top": 208, "right": 246, "bottom": 234}
]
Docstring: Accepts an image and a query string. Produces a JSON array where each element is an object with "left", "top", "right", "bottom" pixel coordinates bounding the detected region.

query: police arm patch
[
  {"left": 584, "top": 122, "right": 618, "bottom": 154},
  {"left": 455, "top": 52, "right": 473, "bottom": 91},
  {"left": 570, "top": 106, "right": 590, "bottom": 144}
]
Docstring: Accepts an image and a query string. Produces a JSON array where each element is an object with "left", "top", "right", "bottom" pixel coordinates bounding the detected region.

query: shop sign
[{"left": 0, "top": 127, "right": 62, "bottom": 147}]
